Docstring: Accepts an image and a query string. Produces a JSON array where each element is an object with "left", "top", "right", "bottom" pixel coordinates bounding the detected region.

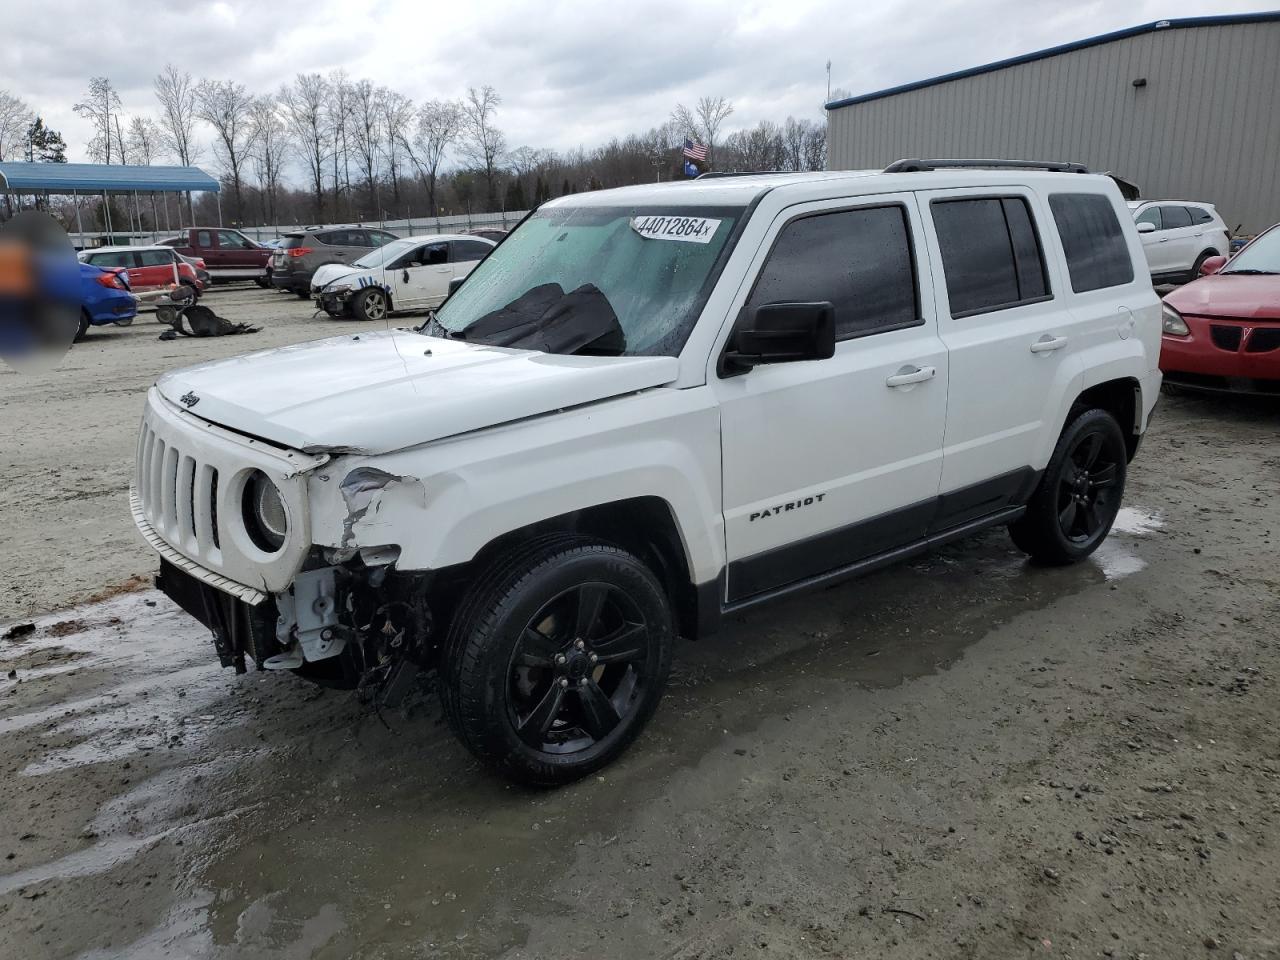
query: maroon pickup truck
[{"left": 158, "top": 228, "right": 271, "bottom": 285}]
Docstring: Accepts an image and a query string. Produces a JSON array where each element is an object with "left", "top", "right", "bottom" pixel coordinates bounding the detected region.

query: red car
[
  {"left": 1161, "top": 223, "right": 1280, "bottom": 395},
  {"left": 80, "top": 245, "right": 205, "bottom": 301}
]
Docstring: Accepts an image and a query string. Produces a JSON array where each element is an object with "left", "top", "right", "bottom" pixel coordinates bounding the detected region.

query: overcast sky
[{"left": 1, "top": 0, "right": 1272, "bottom": 170}]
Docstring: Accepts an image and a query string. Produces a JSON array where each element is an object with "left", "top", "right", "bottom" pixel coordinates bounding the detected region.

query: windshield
[
  {"left": 1222, "top": 227, "right": 1280, "bottom": 274},
  {"left": 432, "top": 204, "right": 744, "bottom": 356},
  {"left": 353, "top": 237, "right": 417, "bottom": 269}
]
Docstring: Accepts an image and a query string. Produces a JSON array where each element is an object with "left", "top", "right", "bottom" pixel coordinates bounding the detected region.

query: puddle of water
[{"left": 1112, "top": 506, "right": 1164, "bottom": 536}]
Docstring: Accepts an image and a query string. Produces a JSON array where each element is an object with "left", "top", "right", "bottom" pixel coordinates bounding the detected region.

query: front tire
[
  {"left": 352, "top": 287, "right": 388, "bottom": 322},
  {"left": 1009, "top": 408, "right": 1127, "bottom": 565},
  {"left": 440, "top": 536, "right": 673, "bottom": 786}
]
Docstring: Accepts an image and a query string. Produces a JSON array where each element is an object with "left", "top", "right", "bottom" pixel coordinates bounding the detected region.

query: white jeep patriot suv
[{"left": 132, "top": 159, "right": 1161, "bottom": 784}]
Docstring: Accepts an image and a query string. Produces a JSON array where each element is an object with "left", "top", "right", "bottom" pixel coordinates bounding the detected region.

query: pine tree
[{"left": 25, "top": 116, "right": 67, "bottom": 163}]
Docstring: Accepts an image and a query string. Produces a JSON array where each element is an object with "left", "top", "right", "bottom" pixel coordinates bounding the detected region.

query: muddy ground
[{"left": 2, "top": 286, "right": 1279, "bottom": 959}]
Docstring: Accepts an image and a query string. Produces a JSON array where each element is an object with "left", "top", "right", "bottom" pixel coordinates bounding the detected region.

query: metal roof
[
  {"left": 825, "top": 11, "right": 1280, "bottom": 110},
  {"left": 0, "top": 162, "right": 220, "bottom": 193}
]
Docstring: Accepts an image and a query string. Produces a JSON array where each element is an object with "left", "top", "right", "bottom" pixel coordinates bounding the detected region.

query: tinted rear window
[
  {"left": 1049, "top": 193, "right": 1135, "bottom": 293},
  {"left": 138, "top": 249, "right": 174, "bottom": 267},
  {"left": 931, "top": 197, "right": 1049, "bottom": 317},
  {"left": 280, "top": 235, "right": 306, "bottom": 250},
  {"left": 452, "top": 239, "right": 493, "bottom": 262},
  {"left": 1160, "top": 205, "right": 1192, "bottom": 229},
  {"left": 1190, "top": 206, "right": 1215, "bottom": 225}
]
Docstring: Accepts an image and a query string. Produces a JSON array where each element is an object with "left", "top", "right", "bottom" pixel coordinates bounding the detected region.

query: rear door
[
  {"left": 449, "top": 239, "right": 493, "bottom": 284},
  {"left": 714, "top": 194, "right": 949, "bottom": 601},
  {"left": 1157, "top": 204, "right": 1197, "bottom": 274},
  {"left": 921, "top": 187, "right": 1080, "bottom": 511}
]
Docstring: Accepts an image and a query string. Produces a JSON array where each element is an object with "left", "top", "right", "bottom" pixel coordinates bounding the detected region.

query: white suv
[
  {"left": 1129, "top": 199, "right": 1230, "bottom": 283},
  {"left": 132, "top": 159, "right": 1162, "bottom": 784}
]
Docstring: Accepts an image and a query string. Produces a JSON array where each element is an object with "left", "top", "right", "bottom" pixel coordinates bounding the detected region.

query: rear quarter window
[
  {"left": 280, "top": 235, "right": 306, "bottom": 250},
  {"left": 451, "top": 239, "right": 494, "bottom": 262},
  {"left": 1048, "top": 193, "right": 1135, "bottom": 293},
  {"left": 1190, "top": 206, "right": 1216, "bottom": 225},
  {"left": 138, "top": 250, "right": 174, "bottom": 267}
]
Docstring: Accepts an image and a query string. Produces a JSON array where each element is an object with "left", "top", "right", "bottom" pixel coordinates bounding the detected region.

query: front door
[
  {"left": 713, "top": 195, "right": 949, "bottom": 602},
  {"left": 394, "top": 241, "right": 452, "bottom": 308}
]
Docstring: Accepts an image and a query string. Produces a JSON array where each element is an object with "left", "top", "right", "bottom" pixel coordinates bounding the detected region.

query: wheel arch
[
  {"left": 427, "top": 496, "right": 706, "bottom": 642},
  {"left": 1072, "top": 376, "right": 1142, "bottom": 461}
]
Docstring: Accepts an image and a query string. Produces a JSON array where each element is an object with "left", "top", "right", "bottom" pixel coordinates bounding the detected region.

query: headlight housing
[
  {"left": 1162, "top": 302, "right": 1189, "bottom": 336},
  {"left": 243, "top": 469, "right": 287, "bottom": 553},
  {"left": 327, "top": 283, "right": 352, "bottom": 296}
]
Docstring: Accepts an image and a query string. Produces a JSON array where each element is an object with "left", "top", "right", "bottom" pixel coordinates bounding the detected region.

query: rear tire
[
  {"left": 1009, "top": 408, "right": 1127, "bottom": 565},
  {"left": 352, "top": 287, "right": 388, "bottom": 322},
  {"left": 75, "top": 310, "right": 90, "bottom": 342},
  {"left": 440, "top": 535, "right": 674, "bottom": 786}
]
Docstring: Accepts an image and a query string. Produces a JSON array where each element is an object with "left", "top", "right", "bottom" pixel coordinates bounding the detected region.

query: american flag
[{"left": 682, "top": 138, "right": 708, "bottom": 162}]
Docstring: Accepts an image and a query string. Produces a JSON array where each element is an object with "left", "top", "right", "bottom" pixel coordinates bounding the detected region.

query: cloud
[{"left": 0, "top": 0, "right": 1270, "bottom": 175}]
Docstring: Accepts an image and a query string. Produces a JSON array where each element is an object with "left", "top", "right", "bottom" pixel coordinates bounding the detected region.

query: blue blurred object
[
  {"left": 684, "top": 160, "right": 700, "bottom": 178},
  {"left": 78, "top": 261, "right": 138, "bottom": 339}
]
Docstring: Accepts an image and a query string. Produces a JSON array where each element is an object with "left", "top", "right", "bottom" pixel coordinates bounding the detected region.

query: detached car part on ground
[
  {"left": 1160, "top": 221, "right": 1280, "bottom": 395},
  {"left": 133, "top": 162, "right": 1163, "bottom": 785}
]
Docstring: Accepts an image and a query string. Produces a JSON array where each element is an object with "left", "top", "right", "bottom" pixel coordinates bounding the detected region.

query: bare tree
[
  {"left": 196, "top": 79, "right": 258, "bottom": 222},
  {"left": 406, "top": 98, "right": 461, "bottom": 217},
  {"left": 281, "top": 73, "right": 330, "bottom": 220},
  {"left": 671, "top": 96, "right": 734, "bottom": 168},
  {"left": 128, "top": 116, "right": 161, "bottom": 164},
  {"left": 695, "top": 96, "right": 733, "bottom": 166},
  {"left": 460, "top": 86, "right": 505, "bottom": 210},
  {"left": 724, "top": 120, "right": 783, "bottom": 171},
  {"left": 378, "top": 90, "right": 415, "bottom": 208},
  {"left": 74, "top": 77, "right": 123, "bottom": 163},
  {"left": 802, "top": 123, "right": 827, "bottom": 171},
  {"left": 250, "top": 97, "right": 290, "bottom": 226},
  {"left": 348, "top": 78, "right": 380, "bottom": 215},
  {"left": 0, "top": 90, "right": 33, "bottom": 162},
  {"left": 326, "top": 70, "right": 354, "bottom": 217},
  {"left": 154, "top": 65, "right": 202, "bottom": 222}
]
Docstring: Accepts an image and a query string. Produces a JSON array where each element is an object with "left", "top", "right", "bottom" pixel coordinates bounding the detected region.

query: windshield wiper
[{"left": 1220, "top": 268, "right": 1279, "bottom": 275}]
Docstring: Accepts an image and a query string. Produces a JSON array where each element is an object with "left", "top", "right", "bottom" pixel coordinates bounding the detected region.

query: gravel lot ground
[{"left": 1, "top": 286, "right": 1278, "bottom": 959}]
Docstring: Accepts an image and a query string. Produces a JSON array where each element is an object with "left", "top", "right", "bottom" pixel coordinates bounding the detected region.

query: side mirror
[
  {"left": 1136, "top": 221, "right": 1156, "bottom": 234},
  {"left": 1199, "top": 255, "right": 1227, "bottom": 276},
  {"left": 447, "top": 276, "right": 466, "bottom": 297},
  {"left": 722, "top": 302, "right": 835, "bottom": 374}
]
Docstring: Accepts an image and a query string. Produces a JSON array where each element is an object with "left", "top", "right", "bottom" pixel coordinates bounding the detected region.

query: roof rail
[
  {"left": 884, "top": 158, "right": 1089, "bottom": 174},
  {"left": 694, "top": 170, "right": 788, "bottom": 179}
]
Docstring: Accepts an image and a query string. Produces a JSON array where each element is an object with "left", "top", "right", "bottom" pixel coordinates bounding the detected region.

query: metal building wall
[{"left": 827, "top": 21, "right": 1280, "bottom": 234}]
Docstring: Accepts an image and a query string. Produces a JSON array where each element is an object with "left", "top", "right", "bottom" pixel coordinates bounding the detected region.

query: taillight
[
  {"left": 96, "top": 270, "right": 127, "bottom": 290},
  {"left": 195, "top": 258, "right": 207, "bottom": 269},
  {"left": 286, "top": 247, "right": 313, "bottom": 258}
]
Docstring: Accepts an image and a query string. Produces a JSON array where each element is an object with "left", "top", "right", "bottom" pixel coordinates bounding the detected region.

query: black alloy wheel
[
  {"left": 1056, "top": 427, "right": 1122, "bottom": 545},
  {"left": 509, "top": 582, "right": 651, "bottom": 752},
  {"left": 1009, "top": 407, "right": 1128, "bottom": 564},
  {"left": 441, "top": 536, "right": 673, "bottom": 785}
]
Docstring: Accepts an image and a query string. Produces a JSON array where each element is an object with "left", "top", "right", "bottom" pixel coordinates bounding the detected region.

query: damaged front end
[{"left": 157, "top": 553, "right": 434, "bottom": 704}]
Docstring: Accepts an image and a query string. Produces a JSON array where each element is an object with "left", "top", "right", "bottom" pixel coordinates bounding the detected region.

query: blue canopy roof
[{"left": 0, "top": 162, "right": 219, "bottom": 194}]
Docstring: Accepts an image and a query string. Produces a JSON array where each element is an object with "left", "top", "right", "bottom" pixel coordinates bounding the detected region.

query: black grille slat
[
  {"left": 1210, "top": 325, "right": 1243, "bottom": 352},
  {"left": 1245, "top": 327, "right": 1280, "bottom": 353}
]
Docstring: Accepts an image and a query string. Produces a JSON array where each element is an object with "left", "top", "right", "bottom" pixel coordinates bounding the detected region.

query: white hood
[
  {"left": 155, "top": 330, "right": 679, "bottom": 455},
  {"left": 310, "top": 262, "right": 367, "bottom": 290}
]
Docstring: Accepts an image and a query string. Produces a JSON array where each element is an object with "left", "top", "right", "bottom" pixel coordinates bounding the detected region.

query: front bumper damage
[{"left": 156, "top": 555, "right": 434, "bottom": 699}]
